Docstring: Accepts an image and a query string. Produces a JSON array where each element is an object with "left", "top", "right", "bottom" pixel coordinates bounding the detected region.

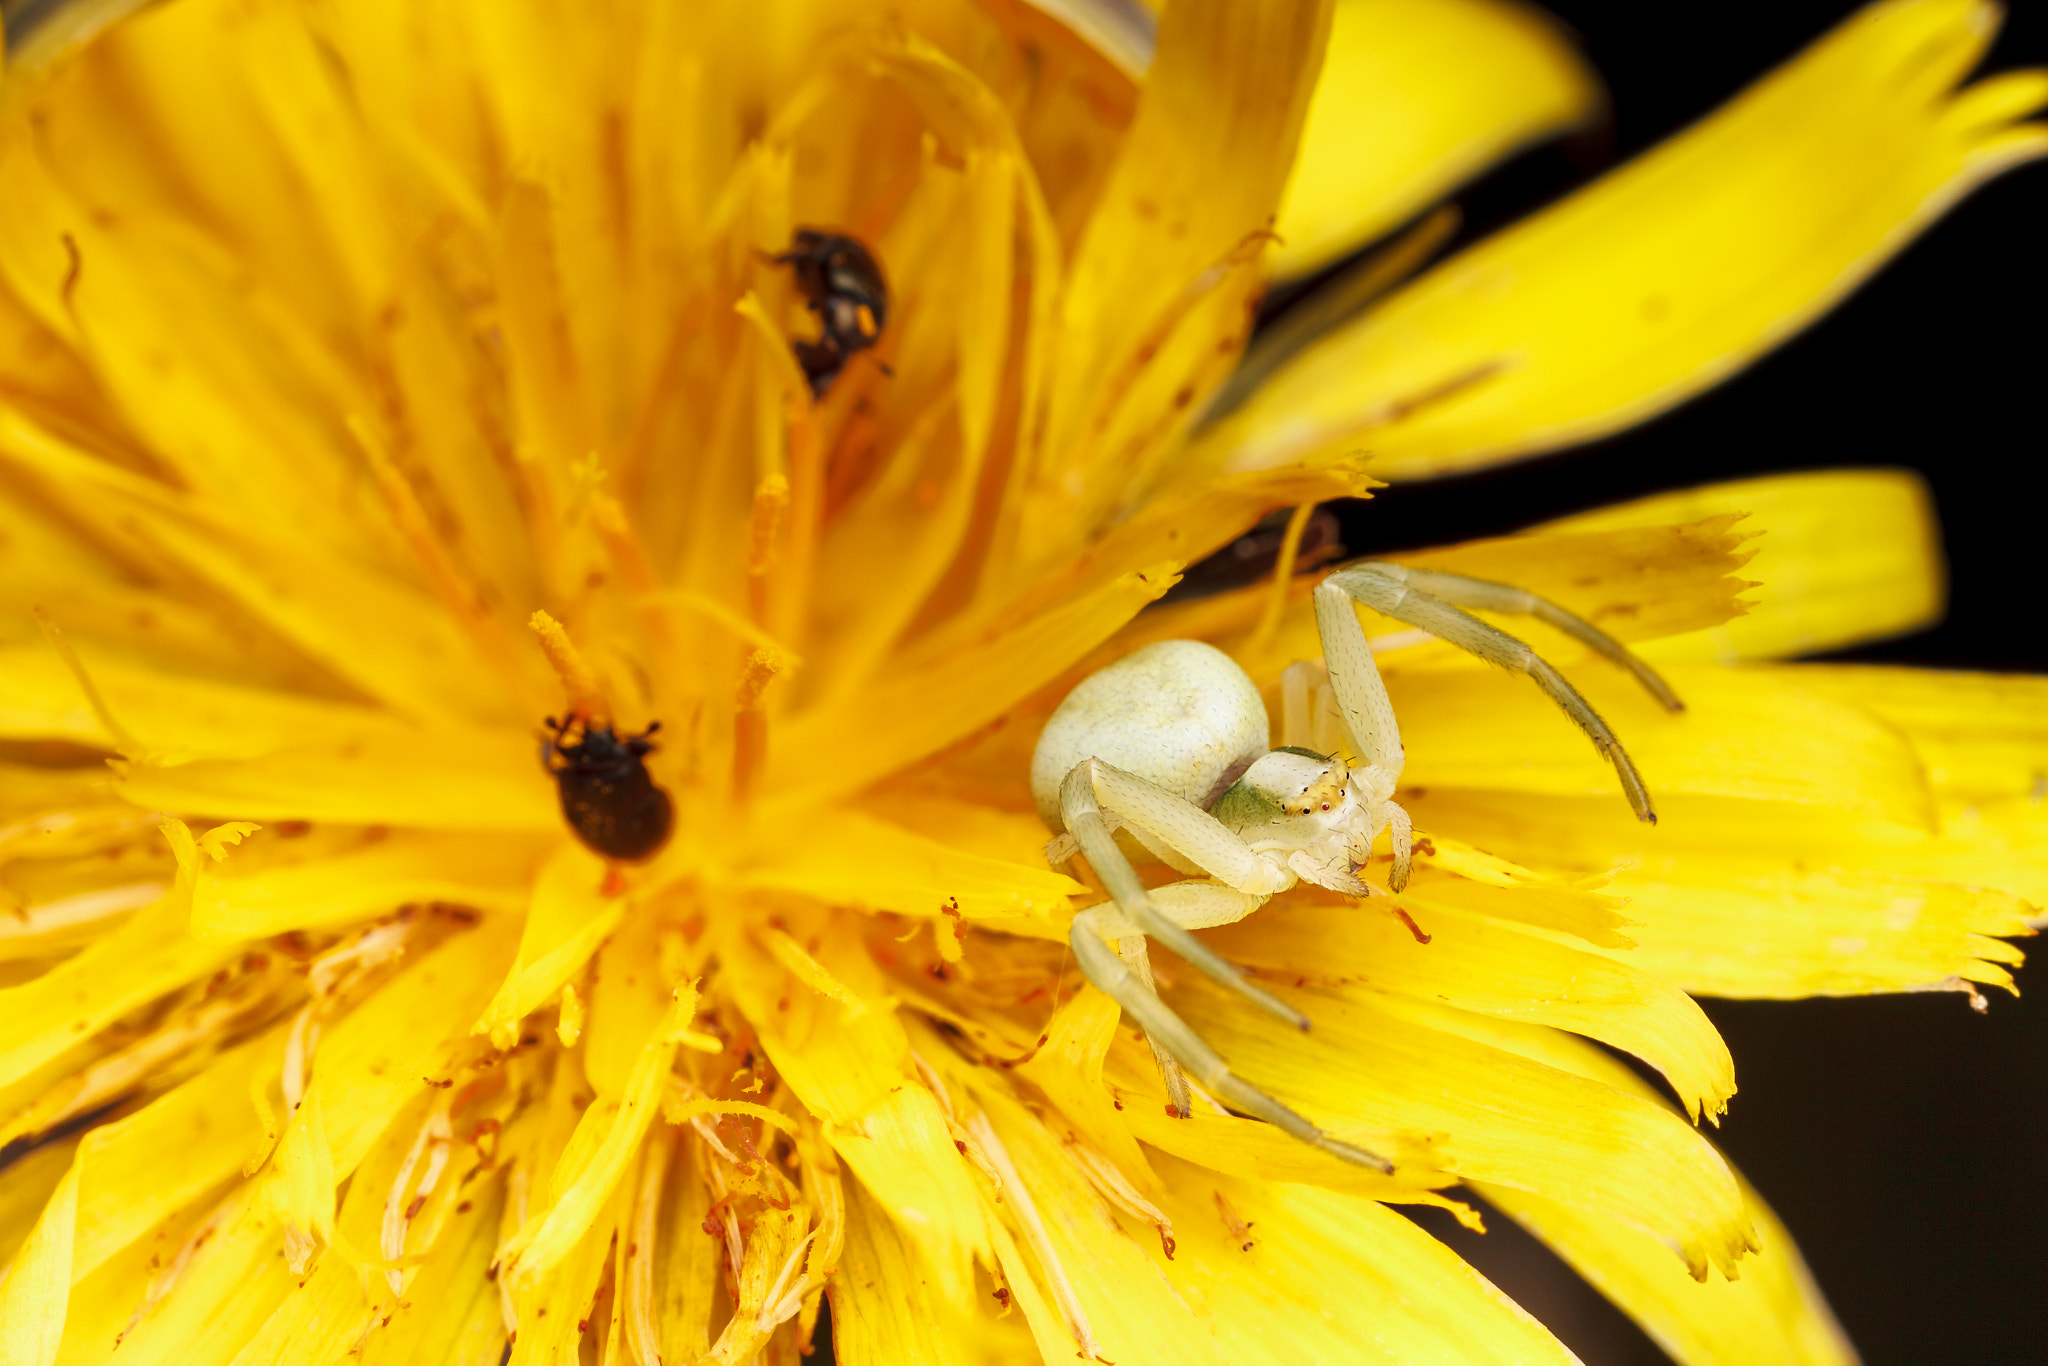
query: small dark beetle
[
  {"left": 772, "top": 229, "right": 889, "bottom": 396},
  {"left": 542, "top": 716, "right": 674, "bottom": 862}
]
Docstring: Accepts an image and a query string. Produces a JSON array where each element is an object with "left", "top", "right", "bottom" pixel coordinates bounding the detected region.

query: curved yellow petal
[
  {"left": 731, "top": 809, "right": 1081, "bottom": 923},
  {"left": 1149, "top": 1152, "right": 1579, "bottom": 1366},
  {"left": 1275, "top": 0, "right": 1601, "bottom": 279},
  {"left": 1415, "top": 788, "right": 2033, "bottom": 999},
  {"left": 720, "top": 915, "right": 990, "bottom": 1302},
  {"left": 1209, "top": 894, "right": 1736, "bottom": 1121},
  {"left": 1204, "top": 0, "right": 2048, "bottom": 481},
  {"left": 1483, "top": 1173, "right": 1857, "bottom": 1366},
  {"left": 1174, "top": 976, "right": 1754, "bottom": 1277},
  {"left": 1391, "top": 663, "right": 1937, "bottom": 827},
  {"left": 1545, "top": 469, "right": 1943, "bottom": 663},
  {"left": 1031, "top": 0, "right": 1331, "bottom": 549}
]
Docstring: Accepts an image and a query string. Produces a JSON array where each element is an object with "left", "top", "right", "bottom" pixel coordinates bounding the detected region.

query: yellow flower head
[{"left": 0, "top": 1, "right": 2043, "bottom": 1363}]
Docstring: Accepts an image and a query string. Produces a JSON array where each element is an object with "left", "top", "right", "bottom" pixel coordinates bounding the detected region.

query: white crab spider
[{"left": 1031, "top": 562, "right": 1683, "bottom": 1171}]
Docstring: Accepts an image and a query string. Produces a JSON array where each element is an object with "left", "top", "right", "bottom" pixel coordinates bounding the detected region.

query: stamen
[
  {"left": 555, "top": 982, "right": 585, "bottom": 1048},
  {"left": 1247, "top": 501, "right": 1319, "bottom": 657},
  {"left": 1065, "top": 1141, "right": 1176, "bottom": 1259},
  {"left": 33, "top": 608, "right": 150, "bottom": 760},
  {"left": 528, "top": 610, "right": 607, "bottom": 721},
  {"left": 732, "top": 645, "right": 792, "bottom": 801},
  {"left": 967, "top": 1113, "right": 1108, "bottom": 1364}
]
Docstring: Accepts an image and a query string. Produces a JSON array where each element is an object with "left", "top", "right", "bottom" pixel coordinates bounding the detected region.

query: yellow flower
[{"left": 0, "top": 0, "right": 2041, "bottom": 1363}]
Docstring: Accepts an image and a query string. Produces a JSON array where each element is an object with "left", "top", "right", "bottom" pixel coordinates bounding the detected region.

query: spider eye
[{"left": 1320, "top": 803, "right": 1330, "bottom": 811}]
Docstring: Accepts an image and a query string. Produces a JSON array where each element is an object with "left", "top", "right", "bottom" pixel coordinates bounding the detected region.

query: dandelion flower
[{"left": 0, "top": 1, "right": 2043, "bottom": 1363}]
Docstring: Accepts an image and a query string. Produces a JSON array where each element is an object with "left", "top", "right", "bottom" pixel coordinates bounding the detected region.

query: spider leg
[
  {"left": 1369, "top": 563, "right": 1684, "bottom": 712},
  {"left": 1322, "top": 564, "right": 1664, "bottom": 824},
  {"left": 1071, "top": 903, "right": 1393, "bottom": 1172},
  {"left": 1058, "top": 760, "right": 1303, "bottom": 1028}
]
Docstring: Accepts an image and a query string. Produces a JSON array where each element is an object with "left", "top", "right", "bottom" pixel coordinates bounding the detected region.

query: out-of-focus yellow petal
[
  {"left": 1174, "top": 976, "right": 1753, "bottom": 1277},
  {"left": 1392, "top": 664, "right": 1936, "bottom": 828},
  {"left": 118, "top": 728, "right": 555, "bottom": 833},
  {"left": 1203, "top": 0, "right": 2048, "bottom": 481},
  {"left": 68, "top": 1028, "right": 279, "bottom": 1282},
  {"left": 475, "top": 844, "right": 618, "bottom": 1050},
  {"left": 732, "top": 809, "right": 1080, "bottom": 923},
  {"left": 830, "top": 1178, "right": 1003, "bottom": 1366},
  {"left": 0, "top": 1138, "right": 77, "bottom": 1271},
  {"left": 1209, "top": 894, "right": 1735, "bottom": 1120},
  {"left": 0, "top": 827, "right": 237, "bottom": 1088},
  {"left": 1545, "top": 469, "right": 1943, "bottom": 662},
  {"left": 1275, "top": 0, "right": 1601, "bottom": 278},
  {"left": 721, "top": 915, "right": 989, "bottom": 1301},
  {"left": 0, "top": 407, "right": 501, "bottom": 726},
  {"left": 1416, "top": 789, "right": 2033, "bottom": 998},
  {"left": 193, "top": 831, "right": 543, "bottom": 939},
  {"left": 0, "top": 1161, "right": 74, "bottom": 1366},
  {"left": 1484, "top": 1174, "right": 1857, "bottom": 1366},
  {"left": 1015, "top": 986, "right": 1154, "bottom": 1181},
  {"left": 973, "top": 1081, "right": 1225, "bottom": 1365},
  {"left": 1149, "top": 1152, "right": 1579, "bottom": 1365},
  {"left": 1027, "top": 0, "right": 1331, "bottom": 553},
  {"left": 770, "top": 562, "right": 1178, "bottom": 805}
]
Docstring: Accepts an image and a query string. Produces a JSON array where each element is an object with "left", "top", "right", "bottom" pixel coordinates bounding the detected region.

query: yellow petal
[
  {"left": 118, "top": 726, "right": 555, "bottom": 833},
  {"left": 1030, "top": 0, "right": 1332, "bottom": 550},
  {"left": 581, "top": 909, "right": 669, "bottom": 1101},
  {"left": 769, "top": 561, "right": 1178, "bottom": 805},
  {"left": 69, "top": 1028, "right": 281, "bottom": 1282},
  {"left": 1015, "top": 986, "right": 1155, "bottom": 1182},
  {"left": 0, "top": 827, "right": 237, "bottom": 1089},
  {"left": 732, "top": 809, "right": 1081, "bottom": 923},
  {"left": 720, "top": 914, "right": 989, "bottom": 1300},
  {"left": 193, "top": 830, "right": 544, "bottom": 940},
  {"left": 0, "top": 407, "right": 495, "bottom": 727},
  {"left": 1209, "top": 893, "right": 1735, "bottom": 1120},
  {"left": 1203, "top": 0, "right": 2048, "bottom": 480},
  {"left": 503, "top": 989, "right": 691, "bottom": 1286},
  {"left": 1127, "top": 507, "right": 1750, "bottom": 687},
  {"left": 1174, "top": 976, "right": 1753, "bottom": 1277},
  {"left": 0, "top": 1137, "right": 77, "bottom": 1272},
  {"left": 475, "top": 843, "right": 620, "bottom": 1050},
  {"left": 1149, "top": 1151, "right": 1579, "bottom": 1365},
  {"left": 1781, "top": 664, "right": 2048, "bottom": 810},
  {"left": 0, "top": 1161, "right": 75, "bottom": 1366},
  {"left": 830, "top": 1178, "right": 1003, "bottom": 1366},
  {"left": 973, "top": 1081, "right": 1224, "bottom": 1366},
  {"left": 1415, "top": 789, "right": 2033, "bottom": 998},
  {"left": 1544, "top": 469, "right": 1942, "bottom": 662},
  {"left": 1483, "top": 1173, "right": 1857, "bottom": 1366},
  {"left": 1393, "top": 663, "right": 1936, "bottom": 828},
  {"left": 1275, "top": 0, "right": 1601, "bottom": 278}
]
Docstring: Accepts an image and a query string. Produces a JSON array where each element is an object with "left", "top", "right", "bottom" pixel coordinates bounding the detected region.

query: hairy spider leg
[
  {"left": 1319, "top": 564, "right": 1678, "bottom": 824},
  {"left": 1069, "top": 906, "right": 1394, "bottom": 1173},
  {"left": 1058, "top": 760, "right": 1304, "bottom": 1028},
  {"left": 1281, "top": 624, "right": 1417, "bottom": 891}
]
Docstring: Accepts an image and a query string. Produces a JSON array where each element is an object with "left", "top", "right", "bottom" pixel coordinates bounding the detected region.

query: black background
[{"left": 1330, "top": 3, "right": 2048, "bottom": 1363}]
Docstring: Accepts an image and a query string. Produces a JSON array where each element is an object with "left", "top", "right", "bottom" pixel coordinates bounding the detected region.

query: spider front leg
[
  {"left": 1317, "top": 563, "right": 1681, "bottom": 824},
  {"left": 1067, "top": 904, "right": 1392, "bottom": 1172},
  {"left": 1056, "top": 760, "right": 1395, "bottom": 1172}
]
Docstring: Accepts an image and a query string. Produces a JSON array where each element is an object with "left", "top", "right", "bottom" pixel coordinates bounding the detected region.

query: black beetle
[
  {"left": 541, "top": 716, "right": 674, "bottom": 862},
  {"left": 772, "top": 229, "right": 889, "bottom": 396}
]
